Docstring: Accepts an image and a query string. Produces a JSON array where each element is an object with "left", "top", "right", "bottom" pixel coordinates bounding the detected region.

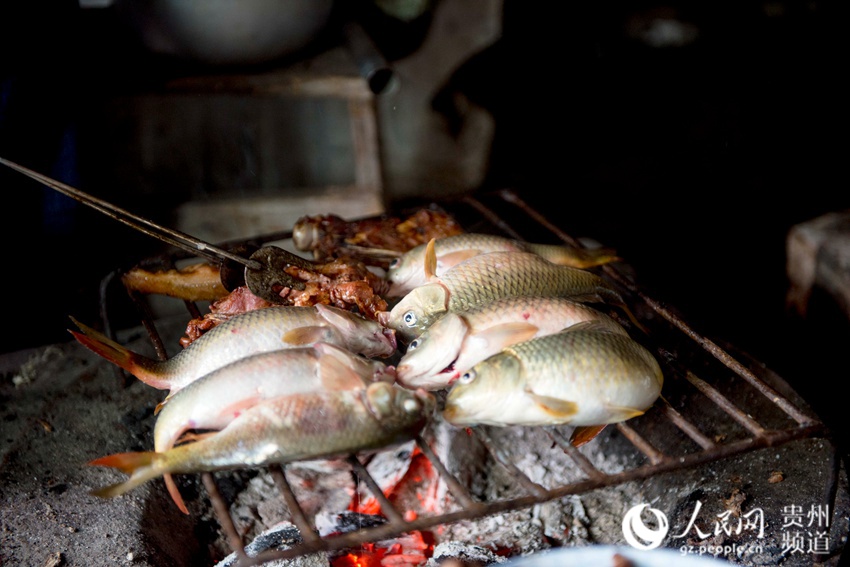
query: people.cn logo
[{"left": 622, "top": 504, "right": 669, "bottom": 550}]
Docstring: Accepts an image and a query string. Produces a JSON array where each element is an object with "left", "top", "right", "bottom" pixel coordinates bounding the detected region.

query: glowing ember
[
  {"left": 350, "top": 447, "right": 440, "bottom": 517},
  {"left": 330, "top": 532, "right": 432, "bottom": 567}
]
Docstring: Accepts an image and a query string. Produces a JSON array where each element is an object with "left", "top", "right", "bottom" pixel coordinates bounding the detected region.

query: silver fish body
[
  {"left": 442, "top": 328, "right": 663, "bottom": 427},
  {"left": 396, "top": 296, "right": 628, "bottom": 390},
  {"left": 91, "top": 382, "right": 436, "bottom": 502},
  {"left": 382, "top": 251, "right": 626, "bottom": 342},
  {"left": 154, "top": 343, "right": 396, "bottom": 455},
  {"left": 71, "top": 303, "right": 397, "bottom": 395},
  {"left": 386, "top": 233, "right": 619, "bottom": 297}
]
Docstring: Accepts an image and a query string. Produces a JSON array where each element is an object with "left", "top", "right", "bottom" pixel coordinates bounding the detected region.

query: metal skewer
[{"left": 0, "top": 156, "right": 311, "bottom": 301}]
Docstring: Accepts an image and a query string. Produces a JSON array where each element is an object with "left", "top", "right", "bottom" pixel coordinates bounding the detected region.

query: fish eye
[
  {"left": 389, "top": 258, "right": 401, "bottom": 269},
  {"left": 459, "top": 370, "right": 476, "bottom": 385},
  {"left": 403, "top": 311, "right": 417, "bottom": 327},
  {"left": 403, "top": 398, "right": 421, "bottom": 413},
  {"left": 407, "top": 339, "right": 420, "bottom": 351}
]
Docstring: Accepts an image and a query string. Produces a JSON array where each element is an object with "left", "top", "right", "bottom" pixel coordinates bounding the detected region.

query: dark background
[{"left": 1, "top": 0, "right": 847, "bottom": 487}]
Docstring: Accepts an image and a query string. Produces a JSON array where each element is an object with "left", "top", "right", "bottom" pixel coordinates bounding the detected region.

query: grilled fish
[
  {"left": 379, "top": 241, "right": 638, "bottom": 342},
  {"left": 70, "top": 304, "right": 397, "bottom": 397},
  {"left": 89, "top": 382, "right": 435, "bottom": 511},
  {"left": 442, "top": 322, "right": 663, "bottom": 428},
  {"left": 386, "top": 233, "right": 620, "bottom": 297},
  {"left": 396, "top": 296, "right": 628, "bottom": 390},
  {"left": 153, "top": 343, "right": 396, "bottom": 513}
]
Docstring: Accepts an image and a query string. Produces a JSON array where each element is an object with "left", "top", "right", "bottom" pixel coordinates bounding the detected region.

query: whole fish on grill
[
  {"left": 70, "top": 304, "right": 397, "bottom": 398},
  {"left": 396, "top": 296, "right": 628, "bottom": 391},
  {"left": 386, "top": 233, "right": 620, "bottom": 297},
  {"left": 153, "top": 343, "right": 395, "bottom": 513},
  {"left": 378, "top": 240, "right": 641, "bottom": 342},
  {"left": 442, "top": 322, "right": 663, "bottom": 430},
  {"left": 89, "top": 382, "right": 436, "bottom": 510}
]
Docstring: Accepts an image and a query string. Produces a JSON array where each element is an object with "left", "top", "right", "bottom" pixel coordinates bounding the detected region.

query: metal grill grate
[{"left": 98, "top": 188, "right": 838, "bottom": 566}]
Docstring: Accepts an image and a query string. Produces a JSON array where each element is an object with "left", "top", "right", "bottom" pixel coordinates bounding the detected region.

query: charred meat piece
[
  {"left": 181, "top": 257, "right": 390, "bottom": 346},
  {"left": 292, "top": 208, "right": 464, "bottom": 267}
]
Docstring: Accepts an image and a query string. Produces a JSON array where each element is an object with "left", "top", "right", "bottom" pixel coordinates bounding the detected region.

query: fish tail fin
[
  {"left": 619, "top": 304, "right": 648, "bottom": 334},
  {"left": 88, "top": 451, "right": 166, "bottom": 500},
  {"left": 69, "top": 317, "right": 167, "bottom": 388},
  {"left": 594, "top": 292, "right": 649, "bottom": 334},
  {"left": 570, "top": 424, "right": 608, "bottom": 447},
  {"left": 528, "top": 243, "right": 622, "bottom": 269}
]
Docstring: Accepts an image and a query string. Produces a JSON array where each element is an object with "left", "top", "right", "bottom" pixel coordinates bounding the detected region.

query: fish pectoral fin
[
  {"left": 175, "top": 430, "right": 219, "bottom": 446},
  {"left": 526, "top": 392, "right": 579, "bottom": 419},
  {"left": 315, "top": 304, "right": 354, "bottom": 332},
  {"left": 164, "top": 474, "right": 189, "bottom": 515},
  {"left": 282, "top": 326, "right": 330, "bottom": 346},
  {"left": 439, "top": 249, "right": 482, "bottom": 270},
  {"left": 477, "top": 323, "right": 539, "bottom": 348},
  {"left": 570, "top": 424, "right": 608, "bottom": 447},
  {"left": 603, "top": 404, "right": 646, "bottom": 422},
  {"left": 318, "top": 354, "right": 368, "bottom": 390}
]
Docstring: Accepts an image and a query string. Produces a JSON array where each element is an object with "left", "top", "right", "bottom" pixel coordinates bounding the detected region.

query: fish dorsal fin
[
  {"left": 423, "top": 238, "right": 438, "bottom": 280},
  {"left": 318, "top": 354, "right": 368, "bottom": 390},
  {"left": 314, "top": 303, "right": 355, "bottom": 332},
  {"left": 475, "top": 322, "right": 539, "bottom": 349},
  {"left": 526, "top": 243, "right": 621, "bottom": 269},
  {"left": 439, "top": 249, "right": 481, "bottom": 272},
  {"left": 283, "top": 325, "right": 333, "bottom": 346},
  {"left": 602, "top": 404, "right": 646, "bottom": 421},
  {"left": 526, "top": 390, "right": 579, "bottom": 419},
  {"left": 570, "top": 424, "right": 608, "bottom": 447}
]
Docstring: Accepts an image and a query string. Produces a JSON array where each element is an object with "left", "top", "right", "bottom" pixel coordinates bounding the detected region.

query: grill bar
[
  {"left": 473, "top": 427, "right": 549, "bottom": 499},
  {"left": 100, "top": 188, "right": 837, "bottom": 566},
  {"left": 347, "top": 455, "right": 407, "bottom": 524},
  {"left": 543, "top": 428, "right": 606, "bottom": 480},
  {"left": 682, "top": 369, "right": 767, "bottom": 435},
  {"left": 614, "top": 422, "right": 665, "bottom": 465},
  {"left": 631, "top": 290, "right": 814, "bottom": 425},
  {"left": 268, "top": 464, "right": 323, "bottom": 546},
  {"left": 655, "top": 399, "right": 717, "bottom": 449},
  {"left": 413, "top": 436, "right": 480, "bottom": 510}
]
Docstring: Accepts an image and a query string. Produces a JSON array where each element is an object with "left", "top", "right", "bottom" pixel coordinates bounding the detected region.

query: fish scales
[
  {"left": 154, "top": 344, "right": 393, "bottom": 454},
  {"left": 90, "top": 383, "right": 436, "bottom": 506},
  {"left": 443, "top": 329, "right": 663, "bottom": 427},
  {"left": 167, "top": 389, "right": 413, "bottom": 470},
  {"left": 70, "top": 303, "right": 396, "bottom": 395},
  {"left": 396, "top": 297, "right": 627, "bottom": 390},
  {"left": 440, "top": 251, "right": 616, "bottom": 312},
  {"left": 382, "top": 251, "right": 628, "bottom": 341},
  {"left": 386, "top": 233, "right": 619, "bottom": 297}
]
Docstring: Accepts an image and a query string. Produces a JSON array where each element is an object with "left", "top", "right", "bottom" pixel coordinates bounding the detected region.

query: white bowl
[{"left": 502, "top": 545, "right": 731, "bottom": 567}]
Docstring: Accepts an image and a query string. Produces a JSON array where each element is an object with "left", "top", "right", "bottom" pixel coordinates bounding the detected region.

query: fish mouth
[
  {"left": 439, "top": 360, "right": 457, "bottom": 376},
  {"left": 382, "top": 328, "right": 398, "bottom": 352},
  {"left": 396, "top": 358, "right": 457, "bottom": 388}
]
